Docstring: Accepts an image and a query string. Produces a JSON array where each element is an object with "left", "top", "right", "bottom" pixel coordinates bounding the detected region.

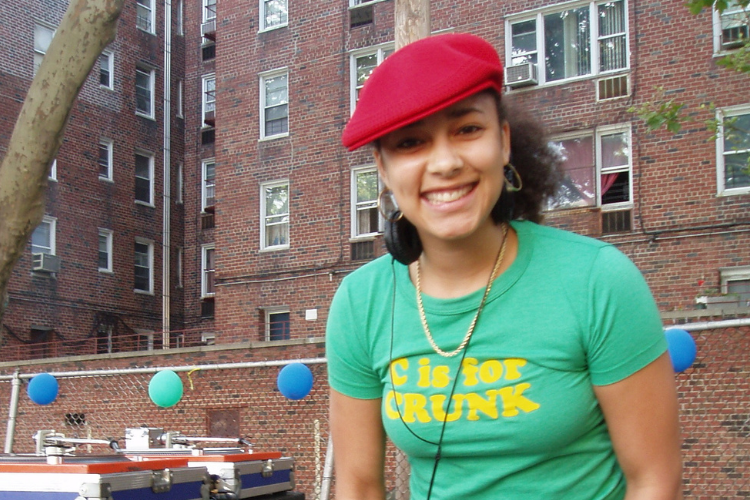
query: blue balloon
[
  {"left": 665, "top": 328, "right": 697, "bottom": 373},
  {"left": 27, "top": 373, "right": 59, "bottom": 405},
  {"left": 277, "top": 363, "right": 314, "bottom": 400}
]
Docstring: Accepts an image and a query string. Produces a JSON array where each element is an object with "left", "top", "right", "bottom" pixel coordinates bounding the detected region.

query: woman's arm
[
  {"left": 330, "top": 389, "right": 387, "bottom": 500},
  {"left": 593, "top": 353, "right": 683, "bottom": 500}
]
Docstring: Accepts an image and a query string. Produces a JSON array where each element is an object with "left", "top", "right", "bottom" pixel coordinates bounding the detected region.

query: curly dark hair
[{"left": 493, "top": 92, "right": 563, "bottom": 224}]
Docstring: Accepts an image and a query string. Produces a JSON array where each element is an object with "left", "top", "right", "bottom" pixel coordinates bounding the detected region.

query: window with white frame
[
  {"left": 720, "top": 267, "right": 750, "bottom": 306},
  {"left": 176, "top": 246, "right": 183, "bottom": 287},
  {"left": 135, "top": 67, "right": 155, "bottom": 118},
  {"left": 33, "top": 23, "right": 55, "bottom": 75},
  {"left": 716, "top": 104, "right": 750, "bottom": 195},
  {"left": 548, "top": 125, "right": 632, "bottom": 210},
  {"left": 202, "top": 74, "right": 216, "bottom": 126},
  {"left": 202, "top": 159, "right": 216, "bottom": 211},
  {"left": 261, "top": 180, "right": 289, "bottom": 249},
  {"left": 201, "top": 244, "right": 215, "bottom": 298},
  {"left": 176, "top": 0, "right": 184, "bottom": 35},
  {"left": 265, "top": 308, "right": 290, "bottom": 341},
  {"left": 260, "top": 70, "right": 288, "bottom": 138},
  {"left": 49, "top": 159, "right": 57, "bottom": 181},
  {"left": 203, "top": 0, "right": 216, "bottom": 22},
  {"left": 134, "top": 238, "right": 153, "bottom": 293},
  {"left": 176, "top": 162, "right": 184, "bottom": 204},
  {"left": 261, "top": 0, "right": 288, "bottom": 31},
  {"left": 350, "top": 45, "right": 393, "bottom": 112},
  {"left": 99, "top": 50, "right": 113, "bottom": 89},
  {"left": 507, "top": 0, "right": 628, "bottom": 85},
  {"left": 99, "top": 139, "right": 113, "bottom": 181},
  {"left": 31, "top": 216, "right": 56, "bottom": 255},
  {"left": 714, "top": 0, "right": 749, "bottom": 52},
  {"left": 351, "top": 166, "right": 381, "bottom": 237},
  {"left": 136, "top": 0, "right": 155, "bottom": 33},
  {"left": 176, "top": 79, "right": 184, "bottom": 118},
  {"left": 135, "top": 151, "right": 154, "bottom": 205},
  {"left": 98, "top": 229, "right": 113, "bottom": 272}
]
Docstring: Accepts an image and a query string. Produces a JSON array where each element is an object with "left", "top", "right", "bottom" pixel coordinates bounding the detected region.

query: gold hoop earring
[
  {"left": 377, "top": 188, "right": 403, "bottom": 222},
  {"left": 504, "top": 163, "right": 522, "bottom": 193}
]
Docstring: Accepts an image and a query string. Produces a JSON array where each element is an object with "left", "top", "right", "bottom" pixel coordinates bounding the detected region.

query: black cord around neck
[{"left": 389, "top": 258, "right": 475, "bottom": 500}]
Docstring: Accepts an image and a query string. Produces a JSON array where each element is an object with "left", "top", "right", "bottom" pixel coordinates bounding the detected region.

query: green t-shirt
[{"left": 326, "top": 221, "right": 666, "bottom": 500}]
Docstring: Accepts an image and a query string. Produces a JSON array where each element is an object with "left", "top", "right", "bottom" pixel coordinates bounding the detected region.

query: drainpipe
[
  {"left": 162, "top": 0, "right": 173, "bottom": 348},
  {"left": 4, "top": 371, "right": 21, "bottom": 453}
]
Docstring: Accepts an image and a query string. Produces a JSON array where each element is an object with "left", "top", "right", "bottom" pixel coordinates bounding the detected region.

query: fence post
[{"left": 4, "top": 370, "right": 21, "bottom": 453}]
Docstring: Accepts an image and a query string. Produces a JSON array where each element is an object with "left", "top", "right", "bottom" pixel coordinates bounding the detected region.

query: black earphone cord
[{"left": 389, "top": 258, "right": 476, "bottom": 500}]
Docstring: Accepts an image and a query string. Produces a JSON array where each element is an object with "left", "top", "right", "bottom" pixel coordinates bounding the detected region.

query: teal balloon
[
  {"left": 665, "top": 328, "right": 697, "bottom": 373},
  {"left": 149, "top": 370, "right": 184, "bottom": 408},
  {"left": 27, "top": 373, "right": 59, "bottom": 405},
  {"left": 277, "top": 363, "right": 313, "bottom": 400}
]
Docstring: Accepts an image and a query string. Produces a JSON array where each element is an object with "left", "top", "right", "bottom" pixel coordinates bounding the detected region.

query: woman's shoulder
[{"left": 338, "top": 254, "right": 399, "bottom": 289}]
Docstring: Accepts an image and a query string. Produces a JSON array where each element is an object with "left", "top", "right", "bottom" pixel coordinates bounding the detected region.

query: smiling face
[{"left": 374, "top": 92, "right": 510, "bottom": 247}]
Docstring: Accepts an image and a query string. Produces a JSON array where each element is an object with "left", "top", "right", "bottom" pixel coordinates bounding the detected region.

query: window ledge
[
  {"left": 349, "top": 0, "right": 388, "bottom": 9},
  {"left": 258, "top": 24, "right": 288, "bottom": 34},
  {"left": 98, "top": 269, "right": 114, "bottom": 275},
  {"left": 100, "top": 85, "right": 115, "bottom": 91},
  {"left": 98, "top": 176, "right": 114, "bottom": 183},
  {"left": 349, "top": 234, "right": 380, "bottom": 242},
  {"left": 718, "top": 187, "right": 750, "bottom": 197},
  {"left": 135, "top": 200, "right": 155, "bottom": 208},
  {"left": 260, "top": 245, "right": 290, "bottom": 253},
  {"left": 259, "top": 133, "right": 290, "bottom": 142},
  {"left": 507, "top": 69, "right": 631, "bottom": 93},
  {"left": 134, "top": 289, "right": 154, "bottom": 296},
  {"left": 136, "top": 112, "right": 156, "bottom": 121}
]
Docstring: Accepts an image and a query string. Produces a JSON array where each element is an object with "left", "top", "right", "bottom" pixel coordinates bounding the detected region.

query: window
[
  {"left": 202, "top": 74, "right": 216, "bottom": 126},
  {"left": 136, "top": 0, "right": 155, "bottom": 33},
  {"left": 720, "top": 267, "right": 750, "bottom": 306},
  {"left": 134, "top": 239, "right": 153, "bottom": 293},
  {"left": 202, "top": 245, "right": 215, "bottom": 298},
  {"left": 350, "top": 45, "right": 393, "bottom": 111},
  {"left": 34, "top": 24, "right": 55, "bottom": 75},
  {"left": 265, "top": 309, "right": 290, "bottom": 341},
  {"left": 202, "top": 159, "right": 216, "bottom": 210},
  {"left": 203, "top": 0, "right": 216, "bottom": 22},
  {"left": 549, "top": 125, "right": 632, "bottom": 211},
  {"left": 261, "top": 0, "right": 288, "bottom": 31},
  {"left": 98, "top": 229, "right": 113, "bottom": 272},
  {"left": 714, "top": 0, "right": 749, "bottom": 51},
  {"left": 260, "top": 70, "right": 289, "bottom": 138},
  {"left": 176, "top": 0, "right": 184, "bottom": 35},
  {"left": 176, "top": 246, "right": 183, "bottom": 287},
  {"left": 99, "top": 139, "right": 113, "bottom": 181},
  {"left": 30, "top": 327, "right": 52, "bottom": 359},
  {"left": 99, "top": 51, "right": 113, "bottom": 89},
  {"left": 135, "top": 67, "right": 155, "bottom": 118},
  {"left": 261, "top": 181, "right": 289, "bottom": 249},
  {"left": 31, "top": 216, "right": 56, "bottom": 255},
  {"left": 49, "top": 159, "right": 57, "bottom": 181},
  {"left": 135, "top": 152, "right": 154, "bottom": 205},
  {"left": 716, "top": 104, "right": 750, "bottom": 195},
  {"left": 507, "top": 0, "right": 628, "bottom": 85},
  {"left": 176, "top": 162, "right": 183, "bottom": 204},
  {"left": 176, "top": 79, "right": 183, "bottom": 118},
  {"left": 351, "top": 167, "right": 381, "bottom": 237}
]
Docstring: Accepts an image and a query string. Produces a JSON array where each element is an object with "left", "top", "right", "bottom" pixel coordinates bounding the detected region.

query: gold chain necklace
[{"left": 415, "top": 223, "right": 509, "bottom": 358}]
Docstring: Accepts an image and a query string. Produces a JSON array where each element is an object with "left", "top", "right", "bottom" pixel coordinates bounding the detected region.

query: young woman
[{"left": 327, "top": 33, "right": 682, "bottom": 500}]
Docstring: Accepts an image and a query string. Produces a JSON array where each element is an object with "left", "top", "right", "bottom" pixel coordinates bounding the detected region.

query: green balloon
[{"left": 148, "top": 370, "right": 183, "bottom": 408}]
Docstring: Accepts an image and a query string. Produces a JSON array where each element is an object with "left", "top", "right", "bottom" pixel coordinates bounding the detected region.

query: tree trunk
[
  {"left": 0, "top": 0, "right": 124, "bottom": 325},
  {"left": 394, "top": 0, "right": 430, "bottom": 49}
]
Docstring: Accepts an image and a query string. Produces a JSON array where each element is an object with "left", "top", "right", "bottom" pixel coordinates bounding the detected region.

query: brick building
[{"left": 0, "top": 0, "right": 748, "bottom": 498}]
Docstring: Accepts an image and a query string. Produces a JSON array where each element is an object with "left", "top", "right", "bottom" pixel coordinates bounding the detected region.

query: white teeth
[{"left": 425, "top": 186, "right": 472, "bottom": 203}]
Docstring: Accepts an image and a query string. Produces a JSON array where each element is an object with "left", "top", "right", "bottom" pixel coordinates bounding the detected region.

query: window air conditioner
[
  {"left": 201, "top": 19, "right": 216, "bottom": 40},
  {"left": 32, "top": 253, "right": 60, "bottom": 273},
  {"left": 505, "top": 62, "right": 539, "bottom": 88}
]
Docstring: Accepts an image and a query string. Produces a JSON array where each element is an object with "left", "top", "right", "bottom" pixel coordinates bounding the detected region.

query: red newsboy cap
[{"left": 341, "top": 33, "right": 504, "bottom": 151}]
